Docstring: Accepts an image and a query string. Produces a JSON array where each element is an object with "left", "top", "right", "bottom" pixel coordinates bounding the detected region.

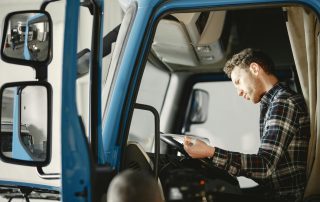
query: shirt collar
[{"left": 260, "top": 82, "right": 283, "bottom": 105}]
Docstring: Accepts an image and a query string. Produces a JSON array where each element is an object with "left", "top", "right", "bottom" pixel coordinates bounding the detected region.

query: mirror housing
[
  {"left": 188, "top": 89, "right": 209, "bottom": 124},
  {"left": 183, "top": 89, "right": 209, "bottom": 133},
  {"left": 0, "top": 81, "right": 52, "bottom": 167},
  {"left": 1, "top": 11, "right": 53, "bottom": 77}
]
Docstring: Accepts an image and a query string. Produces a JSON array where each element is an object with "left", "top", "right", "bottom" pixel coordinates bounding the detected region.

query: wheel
[
  {"left": 160, "top": 134, "right": 190, "bottom": 157},
  {"left": 160, "top": 133, "right": 239, "bottom": 186}
]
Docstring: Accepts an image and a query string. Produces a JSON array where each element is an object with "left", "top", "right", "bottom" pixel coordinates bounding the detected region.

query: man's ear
[{"left": 249, "top": 62, "right": 260, "bottom": 76}]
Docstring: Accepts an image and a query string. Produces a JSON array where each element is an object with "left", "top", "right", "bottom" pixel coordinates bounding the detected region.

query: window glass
[
  {"left": 76, "top": 0, "right": 125, "bottom": 137},
  {"left": 76, "top": 5, "right": 94, "bottom": 137},
  {"left": 189, "top": 81, "right": 260, "bottom": 187},
  {"left": 128, "top": 62, "right": 170, "bottom": 152}
]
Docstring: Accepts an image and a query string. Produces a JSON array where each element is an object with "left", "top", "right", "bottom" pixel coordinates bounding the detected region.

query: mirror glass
[
  {"left": 189, "top": 89, "right": 209, "bottom": 123},
  {"left": 2, "top": 12, "right": 50, "bottom": 62},
  {"left": 1, "top": 85, "right": 48, "bottom": 162}
]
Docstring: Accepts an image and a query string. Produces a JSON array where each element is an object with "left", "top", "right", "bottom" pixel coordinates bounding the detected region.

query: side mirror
[
  {"left": 0, "top": 81, "right": 52, "bottom": 166},
  {"left": 1, "top": 11, "right": 52, "bottom": 69},
  {"left": 188, "top": 89, "right": 209, "bottom": 123},
  {"left": 182, "top": 89, "right": 209, "bottom": 133}
]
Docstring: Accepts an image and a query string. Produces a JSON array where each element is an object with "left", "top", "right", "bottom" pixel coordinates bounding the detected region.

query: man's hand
[{"left": 183, "top": 136, "right": 215, "bottom": 158}]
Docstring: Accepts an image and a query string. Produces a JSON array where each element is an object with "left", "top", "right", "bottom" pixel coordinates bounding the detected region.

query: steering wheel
[
  {"left": 160, "top": 134, "right": 239, "bottom": 186},
  {"left": 160, "top": 134, "right": 190, "bottom": 157}
]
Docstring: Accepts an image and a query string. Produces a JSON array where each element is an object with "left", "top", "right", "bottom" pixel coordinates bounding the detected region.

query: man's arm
[
  {"left": 184, "top": 99, "right": 298, "bottom": 180},
  {"left": 213, "top": 99, "right": 298, "bottom": 179}
]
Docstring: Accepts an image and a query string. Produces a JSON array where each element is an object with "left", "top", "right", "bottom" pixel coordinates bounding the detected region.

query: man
[
  {"left": 107, "top": 169, "right": 163, "bottom": 202},
  {"left": 184, "top": 48, "right": 310, "bottom": 201}
]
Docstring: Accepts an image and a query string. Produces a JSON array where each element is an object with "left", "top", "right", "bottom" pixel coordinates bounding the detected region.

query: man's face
[{"left": 230, "top": 64, "right": 263, "bottom": 104}]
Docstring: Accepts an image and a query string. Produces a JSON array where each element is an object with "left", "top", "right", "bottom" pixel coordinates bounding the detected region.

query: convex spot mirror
[
  {"left": 0, "top": 81, "right": 52, "bottom": 167},
  {"left": 1, "top": 11, "right": 53, "bottom": 67}
]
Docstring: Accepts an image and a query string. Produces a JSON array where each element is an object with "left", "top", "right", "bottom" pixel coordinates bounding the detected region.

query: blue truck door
[{"left": 61, "top": 1, "right": 94, "bottom": 201}]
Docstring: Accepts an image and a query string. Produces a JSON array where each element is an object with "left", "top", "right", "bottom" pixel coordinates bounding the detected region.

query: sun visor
[
  {"left": 152, "top": 11, "right": 227, "bottom": 67},
  {"left": 152, "top": 19, "right": 199, "bottom": 66}
]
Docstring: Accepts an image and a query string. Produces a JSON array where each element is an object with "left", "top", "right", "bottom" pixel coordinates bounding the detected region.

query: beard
[{"left": 246, "top": 81, "right": 264, "bottom": 104}]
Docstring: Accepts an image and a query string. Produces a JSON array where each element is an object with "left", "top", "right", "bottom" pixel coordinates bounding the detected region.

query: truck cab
[{"left": 0, "top": 0, "right": 319, "bottom": 201}]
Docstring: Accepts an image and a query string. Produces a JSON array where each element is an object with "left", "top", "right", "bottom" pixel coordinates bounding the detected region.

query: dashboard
[{"left": 122, "top": 141, "right": 244, "bottom": 202}]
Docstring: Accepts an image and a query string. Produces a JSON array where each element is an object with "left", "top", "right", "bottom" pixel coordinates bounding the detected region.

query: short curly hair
[{"left": 223, "top": 48, "right": 275, "bottom": 78}]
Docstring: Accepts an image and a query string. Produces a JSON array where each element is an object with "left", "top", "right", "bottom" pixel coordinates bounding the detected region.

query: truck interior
[{"left": 120, "top": 4, "right": 320, "bottom": 202}]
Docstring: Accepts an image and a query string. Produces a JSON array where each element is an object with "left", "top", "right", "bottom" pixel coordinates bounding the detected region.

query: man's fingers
[
  {"left": 184, "top": 140, "right": 192, "bottom": 149},
  {"left": 183, "top": 136, "right": 192, "bottom": 146},
  {"left": 183, "top": 138, "right": 193, "bottom": 154},
  {"left": 184, "top": 136, "right": 191, "bottom": 143},
  {"left": 183, "top": 144, "right": 188, "bottom": 151}
]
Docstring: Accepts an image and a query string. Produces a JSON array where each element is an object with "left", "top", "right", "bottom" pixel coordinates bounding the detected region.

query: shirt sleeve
[{"left": 210, "top": 99, "right": 298, "bottom": 180}]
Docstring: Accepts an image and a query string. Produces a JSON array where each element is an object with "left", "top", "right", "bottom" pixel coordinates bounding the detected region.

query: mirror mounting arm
[
  {"left": 40, "top": 0, "right": 61, "bottom": 11},
  {"left": 37, "top": 166, "right": 60, "bottom": 180},
  {"left": 80, "top": 0, "right": 94, "bottom": 15},
  {"left": 36, "top": 66, "right": 48, "bottom": 81},
  {"left": 134, "top": 103, "right": 160, "bottom": 179}
]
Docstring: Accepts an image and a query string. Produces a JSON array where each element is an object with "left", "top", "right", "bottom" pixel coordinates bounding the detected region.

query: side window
[
  {"left": 128, "top": 62, "right": 170, "bottom": 152},
  {"left": 76, "top": 0, "right": 123, "bottom": 137},
  {"left": 102, "top": 0, "right": 124, "bottom": 83},
  {"left": 188, "top": 81, "right": 260, "bottom": 187},
  {"left": 189, "top": 81, "right": 260, "bottom": 153},
  {"left": 76, "top": 5, "right": 94, "bottom": 137}
]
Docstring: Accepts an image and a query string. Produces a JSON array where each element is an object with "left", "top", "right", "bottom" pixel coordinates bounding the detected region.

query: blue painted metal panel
[
  {"left": 61, "top": 0, "right": 92, "bottom": 201},
  {"left": 23, "top": 25, "right": 31, "bottom": 60},
  {"left": 154, "top": 0, "right": 320, "bottom": 15},
  {"left": 12, "top": 88, "right": 32, "bottom": 161}
]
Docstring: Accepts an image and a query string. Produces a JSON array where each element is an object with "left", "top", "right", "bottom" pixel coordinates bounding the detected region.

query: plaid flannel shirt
[{"left": 210, "top": 83, "right": 310, "bottom": 200}]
